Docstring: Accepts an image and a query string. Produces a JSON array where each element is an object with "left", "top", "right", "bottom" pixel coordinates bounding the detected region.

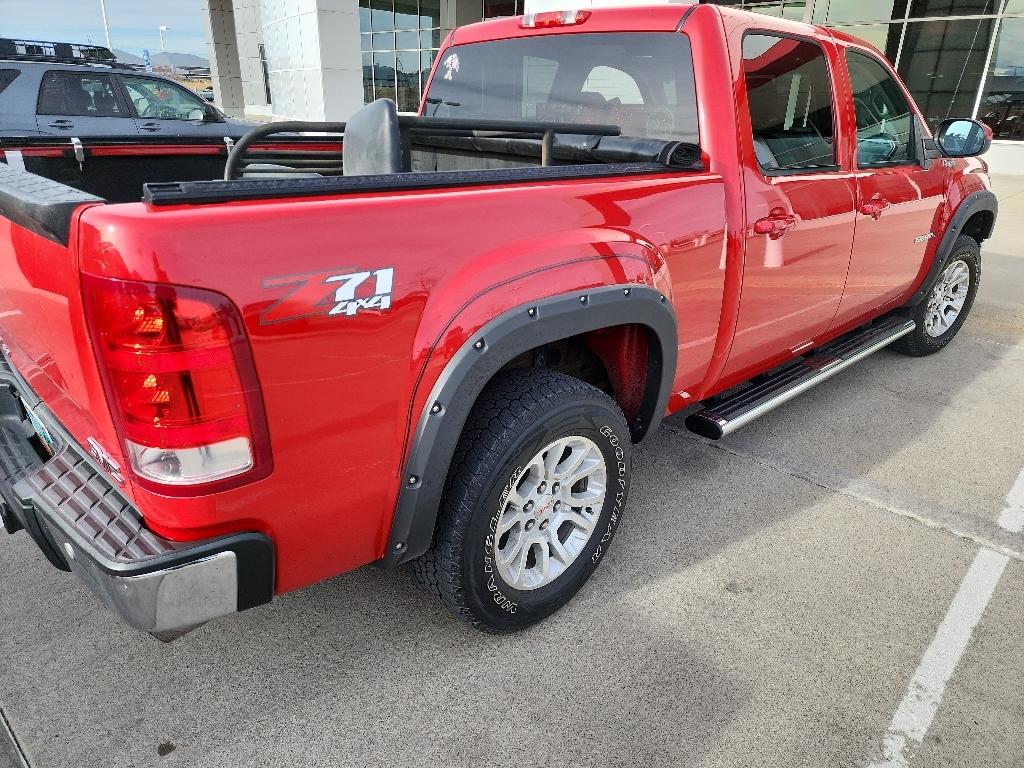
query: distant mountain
[
  {"left": 151, "top": 51, "right": 209, "bottom": 69},
  {"left": 112, "top": 48, "right": 143, "bottom": 65},
  {"left": 111, "top": 49, "right": 209, "bottom": 70}
]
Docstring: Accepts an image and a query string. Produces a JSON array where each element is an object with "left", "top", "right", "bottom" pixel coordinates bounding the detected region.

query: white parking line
[
  {"left": 867, "top": 470, "right": 1022, "bottom": 767},
  {"left": 868, "top": 548, "right": 1009, "bottom": 768}
]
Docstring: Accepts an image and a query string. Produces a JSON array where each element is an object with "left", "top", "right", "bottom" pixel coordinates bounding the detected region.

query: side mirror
[
  {"left": 935, "top": 118, "right": 991, "bottom": 158},
  {"left": 203, "top": 103, "right": 225, "bottom": 123}
]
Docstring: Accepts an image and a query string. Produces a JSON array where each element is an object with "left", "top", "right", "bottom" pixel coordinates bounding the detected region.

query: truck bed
[{"left": 0, "top": 128, "right": 722, "bottom": 596}]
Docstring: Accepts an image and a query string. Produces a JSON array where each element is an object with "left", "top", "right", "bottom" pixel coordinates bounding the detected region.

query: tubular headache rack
[
  {"left": 223, "top": 114, "right": 623, "bottom": 180},
  {"left": 0, "top": 37, "right": 129, "bottom": 67}
]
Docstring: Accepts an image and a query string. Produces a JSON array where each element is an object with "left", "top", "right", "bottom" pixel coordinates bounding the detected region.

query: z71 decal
[{"left": 261, "top": 267, "right": 394, "bottom": 325}]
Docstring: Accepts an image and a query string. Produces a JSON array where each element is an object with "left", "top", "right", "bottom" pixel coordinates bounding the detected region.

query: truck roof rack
[{"left": 0, "top": 38, "right": 132, "bottom": 69}]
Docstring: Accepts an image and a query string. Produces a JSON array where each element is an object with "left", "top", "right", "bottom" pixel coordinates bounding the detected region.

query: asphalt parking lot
[{"left": 1, "top": 178, "right": 1022, "bottom": 768}]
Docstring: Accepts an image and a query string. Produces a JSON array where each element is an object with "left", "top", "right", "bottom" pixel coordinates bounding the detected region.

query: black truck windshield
[{"left": 424, "top": 32, "right": 698, "bottom": 143}]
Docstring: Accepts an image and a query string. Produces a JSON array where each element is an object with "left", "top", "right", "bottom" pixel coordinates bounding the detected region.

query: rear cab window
[
  {"left": 742, "top": 33, "right": 838, "bottom": 173},
  {"left": 37, "top": 70, "right": 123, "bottom": 116},
  {"left": 424, "top": 32, "right": 699, "bottom": 143}
]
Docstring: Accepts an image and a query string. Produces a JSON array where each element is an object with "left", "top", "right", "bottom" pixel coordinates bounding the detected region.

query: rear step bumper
[
  {"left": 0, "top": 349, "right": 273, "bottom": 638},
  {"left": 686, "top": 317, "right": 916, "bottom": 440}
]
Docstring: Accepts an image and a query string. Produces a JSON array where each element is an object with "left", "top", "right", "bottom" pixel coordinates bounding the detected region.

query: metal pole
[
  {"left": 99, "top": 0, "right": 111, "bottom": 49},
  {"left": 160, "top": 28, "right": 165, "bottom": 52}
]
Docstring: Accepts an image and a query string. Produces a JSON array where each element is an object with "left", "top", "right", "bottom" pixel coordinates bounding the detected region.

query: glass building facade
[
  {"left": 359, "top": 0, "right": 443, "bottom": 113},
  {"left": 359, "top": 0, "right": 526, "bottom": 112},
  {"left": 359, "top": 0, "right": 1024, "bottom": 142},
  {"left": 719, "top": 0, "right": 1024, "bottom": 140}
]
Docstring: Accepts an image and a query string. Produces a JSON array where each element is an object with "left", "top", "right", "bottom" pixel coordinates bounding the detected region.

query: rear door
[
  {"left": 34, "top": 70, "right": 138, "bottom": 136},
  {"left": 719, "top": 30, "right": 857, "bottom": 382},
  {"left": 118, "top": 74, "right": 224, "bottom": 136},
  {"left": 830, "top": 48, "right": 947, "bottom": 326}
]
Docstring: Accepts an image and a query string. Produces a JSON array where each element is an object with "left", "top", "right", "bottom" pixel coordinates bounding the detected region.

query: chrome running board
[{"left": 685, "top": 316, "right": 916, "bottom": 440}]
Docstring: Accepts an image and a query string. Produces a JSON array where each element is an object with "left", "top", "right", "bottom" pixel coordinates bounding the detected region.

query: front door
[
  {"left": 831, "top": 49, "right": 948, "bottom": 327},
  {"left": 35, "top": 70, "right": 138, "bottom": 137},
  {"left": 720, "top": 31, "right": 857, "bottom": 383}
]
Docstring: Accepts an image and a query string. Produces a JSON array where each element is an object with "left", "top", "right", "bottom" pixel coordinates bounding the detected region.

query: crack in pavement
[{"left": 663, "top": 425, "right": 1024, "bottom": 563}]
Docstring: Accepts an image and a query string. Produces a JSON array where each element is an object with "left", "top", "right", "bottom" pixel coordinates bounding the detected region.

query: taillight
[
  {"left": 520, "top": 9, "right": 591, "bottom": 27},
  {"left": 83, "top": 274, "right": 271, "bottom": 494}
]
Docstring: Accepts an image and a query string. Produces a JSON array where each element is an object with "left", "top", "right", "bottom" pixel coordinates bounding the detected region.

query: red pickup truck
[{"left": 0, "top": 5, "right": 996, "bottom": 637}]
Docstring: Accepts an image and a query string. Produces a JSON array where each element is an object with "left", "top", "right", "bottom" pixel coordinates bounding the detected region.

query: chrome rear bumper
[{"left": 0, "top": 349, "right": 273, "bottom": 638}]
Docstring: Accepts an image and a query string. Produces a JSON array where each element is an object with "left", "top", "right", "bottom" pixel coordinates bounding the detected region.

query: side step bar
[{"left": 685, "top": 316, "right": 916, "bottom": 440}]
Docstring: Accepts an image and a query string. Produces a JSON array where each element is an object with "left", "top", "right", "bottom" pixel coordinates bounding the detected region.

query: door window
[
  {"left": 846, "top": 50, "right": 915, "bottom": 167},
  {"left": 0, "top": 69, "right": 20, "bottom": 96},
  {"left": 120, "top": 75, "right": 207, "bottom": 120},
  {"left": 37, "top": 71, "right": 123, "bottom": 116},
  {"left": 742, "top": 34, "right": 837, "bottom": 172}
]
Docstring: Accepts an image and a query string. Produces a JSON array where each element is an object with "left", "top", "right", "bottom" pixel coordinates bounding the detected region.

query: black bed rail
[{"left": 223, "top": 115, "right": 621, "bottom": 180}]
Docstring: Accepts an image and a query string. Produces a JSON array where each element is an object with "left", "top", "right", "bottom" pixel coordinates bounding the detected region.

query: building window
[
  {"left": 904, "top": 0, "right": 998, "bottom": 17},
  {"left": 814, "top": 0, "right": 907, "bottom": 24},
  {"left": 979, "top": 17, "right": 1024, "bottom": 139},
  {"left": 483, "top": 0, "right": 522, "bottom": 16},
  {"left": 897, "top": 17, "right": 995, "bottom": 129},
  {"left": 715, "top": 0, "right": 808, "bottom": 20},
  {"left": 803, "top": 0, "right": 1024, "bottom": 140},
  {"left": 360, "top": 0, "right": 441, "bottom": 112}
]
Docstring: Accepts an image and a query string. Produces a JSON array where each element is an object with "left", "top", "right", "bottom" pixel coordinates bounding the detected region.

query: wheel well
[
  {"left": 961, "top": 209, "right": 994, "bottom": 243},
  {"left": 495, "top": 323, "right": 652, "bottom": 436}
]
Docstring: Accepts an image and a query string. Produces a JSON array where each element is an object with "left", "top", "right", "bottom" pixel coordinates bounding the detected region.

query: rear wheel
[
  {"left": 412, "top": 369, "right": 631, "bottom": 632},
  {"left": 895, "top": 235, "right": 981, "bottom": 356}
]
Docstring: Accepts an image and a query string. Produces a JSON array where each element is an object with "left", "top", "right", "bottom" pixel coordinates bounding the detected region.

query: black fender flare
[
  {"left": 379, "top": 284, "right": 677, "bottom": 567},
  {"left": 905, "top": 189, "right": 997, "bottom": 307}
]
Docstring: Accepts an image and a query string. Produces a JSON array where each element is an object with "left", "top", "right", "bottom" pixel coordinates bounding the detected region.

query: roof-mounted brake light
[{"left": 520, "top": 10, "right": 592, "bottom": 28}]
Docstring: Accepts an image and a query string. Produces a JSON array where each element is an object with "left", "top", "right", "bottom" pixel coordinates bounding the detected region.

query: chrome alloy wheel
[
  {"left": 493, "top": 436, "right": 607, "bottom": 591},
  {"left": 924, "top": 259, "right": 971, "bottom": 338}
]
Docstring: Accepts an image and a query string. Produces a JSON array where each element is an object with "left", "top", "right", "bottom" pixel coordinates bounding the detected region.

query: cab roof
[
  {"left": 448, "top": 4, "right": 700, "bottom": 46},
  {"left": 448, "top": 4, "right": 849, "bottom": 49}
]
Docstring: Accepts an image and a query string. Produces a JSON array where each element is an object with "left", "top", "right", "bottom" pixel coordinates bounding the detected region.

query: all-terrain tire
[
  {"left": 412, "top": 368, "right": 631, "bottom": 632},
  {"left": 894, "top": 235, "right": 981, "bottom": 356}
]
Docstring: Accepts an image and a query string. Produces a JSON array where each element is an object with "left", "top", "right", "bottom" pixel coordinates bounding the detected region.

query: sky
[{"left": 0, "top": 0, "right": 208, "bottom": 57}]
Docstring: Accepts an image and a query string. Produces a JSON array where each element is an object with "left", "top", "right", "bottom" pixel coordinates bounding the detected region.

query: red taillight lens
[
  {"left": 83, "top": 274, "right": 271, "bottom": 493},
  {"left": 520, "top": 10, "right": 591, "bottom": 28}
]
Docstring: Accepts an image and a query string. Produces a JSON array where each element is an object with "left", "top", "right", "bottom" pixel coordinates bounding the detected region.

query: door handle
[
  {"left": 47, "top": 120, "right": 73, "bottom": 129},
  {"left": 753, "top": 209, "right": 797, "bottom": 239},
  {"left": 139, "top": 122, "right": 161, "bottom": 132},
  {"left": 859, "top": 198, "right": 890, "bottom": 219}
]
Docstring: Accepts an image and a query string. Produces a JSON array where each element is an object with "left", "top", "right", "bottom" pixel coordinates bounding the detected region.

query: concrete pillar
[
  {"left": 445, "top": 0, "right": 485, "bottom": 33},
  {"left": 259, "top": 0, "right": 363, "bottom": 121},
  {"left": 233, "top": 0, "right": 271, "bottom": 119},
  {"left": 200, "top": 0, "right": 245, "bottom": 117}
]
